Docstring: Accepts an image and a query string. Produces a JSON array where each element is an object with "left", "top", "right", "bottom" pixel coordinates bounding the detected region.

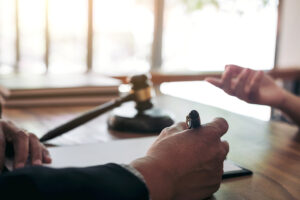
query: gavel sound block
[
  {"left": 108, "top": 104, "right": 174, "bottom": 133},
  {"left": 108, "top": 75, "right": 174, "bottom": 133},
  {"left": 108, "top": 74, "right": 174, "bottom": 133},
  {"left": 40, "top": 74, "right": 174, "bottom": 142}
]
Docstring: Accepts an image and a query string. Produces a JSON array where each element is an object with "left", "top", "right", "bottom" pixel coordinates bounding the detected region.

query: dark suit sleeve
[{"left": 0, "top": 163, "right": 149, "bottom": 200}]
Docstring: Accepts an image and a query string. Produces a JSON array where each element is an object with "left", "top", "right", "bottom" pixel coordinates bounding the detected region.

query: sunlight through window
[{"left": 163, "top": 0, "right": 278, "bottom": 72}]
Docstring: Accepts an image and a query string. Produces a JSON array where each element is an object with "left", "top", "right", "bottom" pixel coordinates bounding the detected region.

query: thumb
[{"left": 205, "top": 77, "right": 222, "bottom": 88}]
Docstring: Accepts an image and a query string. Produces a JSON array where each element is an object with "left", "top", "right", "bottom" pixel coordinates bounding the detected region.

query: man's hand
[
  {"left": 0, "top": 120, "right": 51, "bottom": 172},
  {"left": 131, "top": 118, "right": 229, "bottom": 200},
  {"left": 205, "top": 65, "right": 287, "bottom": 108}
]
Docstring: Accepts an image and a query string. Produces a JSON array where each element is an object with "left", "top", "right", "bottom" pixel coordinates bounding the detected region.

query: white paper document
[
  {"left": 5, "top": 136, "right": 247, "bottom": 175},
  {"left": 45, "top": 136, "right": 244, "bottom": 174}
]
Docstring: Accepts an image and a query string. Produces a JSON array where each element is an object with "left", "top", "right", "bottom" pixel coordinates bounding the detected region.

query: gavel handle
[{"left": 39, "top": 94, "right": 134, "bottom": 142}]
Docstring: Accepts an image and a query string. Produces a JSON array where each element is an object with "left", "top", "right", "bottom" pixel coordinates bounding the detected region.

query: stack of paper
[{"left": 0, "top": 74, "right": 121, "bottom": 107}]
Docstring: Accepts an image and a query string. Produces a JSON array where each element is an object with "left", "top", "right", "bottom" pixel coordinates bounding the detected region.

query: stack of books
[{"left": 0, "top": 74, "right": 121, "bottom": 108}]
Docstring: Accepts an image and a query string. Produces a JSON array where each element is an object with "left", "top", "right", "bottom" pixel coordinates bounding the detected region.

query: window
[
  {"left": 93, "top": 0, "right": 153, "bottom": 75},
  {"left": 0, "top": 0, "right": 278, "bottom": 75},
  {"left": 0, "top": 0, "right": 16, "bottom": 74},
  {"left": 0, "top": 0, "right": 279, "bottom": 120},
  {"left": 160, "top": 0, "right": 278, "bottom": 121},
  {"left": 48, "top": 0, "right": 88, "bottom": 74},
  {"left": 162, "top": 0, "right": 278, "bottom": 72},
  {"left": 18, "top": 0, "right": 46, "bottom": 73}
]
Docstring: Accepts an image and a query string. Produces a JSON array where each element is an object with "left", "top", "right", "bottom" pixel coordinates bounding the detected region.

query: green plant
[
  {"left": 182, "top": 0, "right": 219, "bottom": 10},
  {"left": 182, "top": 0, "right": 272, "bottom": 11}
]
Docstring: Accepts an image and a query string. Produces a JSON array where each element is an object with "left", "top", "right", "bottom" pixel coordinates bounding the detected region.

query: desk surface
[{"left": 3, "top": 94, "right": 300, "bottom": 200}]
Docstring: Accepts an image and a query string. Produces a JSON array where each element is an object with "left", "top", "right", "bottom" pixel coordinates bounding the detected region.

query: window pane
[
  {"left": 0, "top": 0, "right": 15, "bottom": 74},
  {"left": 18, "top": 0, "right": 46, "bottom": 74},
  {"left": 93, "top": 0, "right": 153, "bottom": 75},
  {"left": 48, "top": 0, "right": 87, "bottom": 74},
  {"left": 163, "top": 0, "right": 278, "bottom": 71}
]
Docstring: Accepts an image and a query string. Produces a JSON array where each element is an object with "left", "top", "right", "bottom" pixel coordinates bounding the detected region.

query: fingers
[
  {"left": 202, "top": 118, "right": 229, "bottom": 138},
  {"left": 205, "top": 65, "right": 244, "bottom": 95},
  {"left": 221, "top": 141, "right": 229, "bottom": 155},
  {"left": 232, "top": 68, "right": 251, "bottom": 99},
  {"left": 0, "top": 130, "right": 5, "bottom": 172},
  {"left": 221, "top": 66, "right": 235, "bottom": 93},
  {"left": 2, "top": 121, "right": 29, "bottom": 169},
  {"left": 160, "top": 122, "right": 187, "bottom": 137},
  {"left": 0, "top": 120, "right": 50, "bottom": 171},
  {"left": 205, "top": 77, "right": 222, "bottom": 88},
  {"left": 163, "top": 118, "right": 229, "bottom": 139},
  {"left": 29, "top": 138, "right": 51, "bottom": 165},
  {"left": 206, "top": 65, "right": 262, "bottom": 101},
  {"left": 12, "top": 130, "right": 29, "bottom": 169},
  {"left": 248, "top": 71, "right": 264, "bottom": 100},
  {"left": 222, "top": 65, "right": 244, "bottom": 92},
  {"left": 224, "top": 64, "right": 244, "bottom": 74},
  {"left": 156, "top": 122, "right": 188, "bottom": 143},
  {"left": 42, "top": 146, "right": 52, "bottom": 164},
  {"left": 29, "top": 133, "right": 42, "bottom": 165}
]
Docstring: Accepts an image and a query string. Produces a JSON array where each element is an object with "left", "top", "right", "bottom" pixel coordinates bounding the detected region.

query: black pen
[{"left": 186, "top": 110, "right": 201, "bottom": 129}]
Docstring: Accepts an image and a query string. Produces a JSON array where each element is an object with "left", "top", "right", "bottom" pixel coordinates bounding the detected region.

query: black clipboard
[{"left": 222, "top": 161, "right": 252, "bottom": 179}]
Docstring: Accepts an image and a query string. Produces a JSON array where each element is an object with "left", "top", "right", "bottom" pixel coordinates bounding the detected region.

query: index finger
[
  {"left": 225, "top": 64, "right": 244, "bottom": 75},
  {"left": 3, "top": 122, "right": 29, "bottom": 169},
  {"left": 205, "top": 65, "right": 244, "bottom": 89},
  {"left": 157, "top": 122, "right": 187, "bottom": 141}
]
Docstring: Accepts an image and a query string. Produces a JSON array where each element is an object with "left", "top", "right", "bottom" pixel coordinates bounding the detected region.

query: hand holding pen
[{"left": 141, "top": 110, "right": 229, "bottom": 199}]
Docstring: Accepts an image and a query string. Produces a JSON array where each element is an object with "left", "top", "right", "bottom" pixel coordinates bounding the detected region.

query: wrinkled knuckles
[
  {"left": 29, "top": 133, "right": 38, "bottom": 141},
  {"left": 177, "top": 122, "right": 187, "bottom": 131},
  {"left": 43, "top": 148, "right": 50, "bottom": 154},
  {"left": 161, "top": 127, "right": 171, "bottom": 135},
  {"left": 244, "top": 89, "right": 251, "bottom": 99},
  {"left": 216, "top": 150, "right": 226, "bottom": 163},
  {"left": 221, "top": 141, "right": 230, "bottom": 155},
  {"left": 6, "top": 120, "right": 14, "bottom": 126},
  {"left": 0, "top": 120, "right": 6, "bottom": 128},
  {"left": 15, "top": 130, "right": 29, "bottom": 140},
  {"left": 0, "top": 135, "right": 4, "bottom": 146}
]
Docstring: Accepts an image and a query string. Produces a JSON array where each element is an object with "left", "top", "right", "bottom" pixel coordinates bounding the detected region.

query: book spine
[
  {"left": 2, "top": 96, "right": 119, "bottom": 108},
  {"left": 8, "top": 87, "right": 119, "bottom": 99}
]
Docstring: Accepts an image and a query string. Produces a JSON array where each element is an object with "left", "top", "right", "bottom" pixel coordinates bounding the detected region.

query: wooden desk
[{"left": 2, "top": 94, "right": 300, "bottom": 199}]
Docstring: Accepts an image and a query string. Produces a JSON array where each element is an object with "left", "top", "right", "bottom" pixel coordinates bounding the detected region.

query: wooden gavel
[{"left": 39, "top": 74, "right": 154, "bottom": 142}]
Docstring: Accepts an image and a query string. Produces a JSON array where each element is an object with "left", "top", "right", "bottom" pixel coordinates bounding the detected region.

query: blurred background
[{"left": 0, "top": 0, "right": 299, "bottom": 120}]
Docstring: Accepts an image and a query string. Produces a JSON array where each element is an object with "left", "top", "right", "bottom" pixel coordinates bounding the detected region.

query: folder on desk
[
  {"left": 46, "top": 136, "right": 252, "bottom": 179},
  {"left": 0, "top": 74, "right": 120, "bottom": 107}
]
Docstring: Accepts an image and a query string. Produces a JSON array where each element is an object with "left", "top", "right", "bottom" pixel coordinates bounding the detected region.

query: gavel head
[{"left": 129, "top": 74, "right": 154, "bottom": 112}]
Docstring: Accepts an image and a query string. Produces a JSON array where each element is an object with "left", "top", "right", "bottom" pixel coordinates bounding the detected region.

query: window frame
[{"left": 1, "top": 0, "right": 282, "bottom": 78}]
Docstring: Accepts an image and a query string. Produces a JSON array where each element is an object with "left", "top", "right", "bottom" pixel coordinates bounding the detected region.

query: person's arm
[
  {"left": 206, "top": 64, "right": 300, "bottom": 126},
  {"left": 0, "top": 119, "right": 229, "bottom": 200},
  {"left": 0, "top": 163, "right": 149, "bottom": 200}
]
